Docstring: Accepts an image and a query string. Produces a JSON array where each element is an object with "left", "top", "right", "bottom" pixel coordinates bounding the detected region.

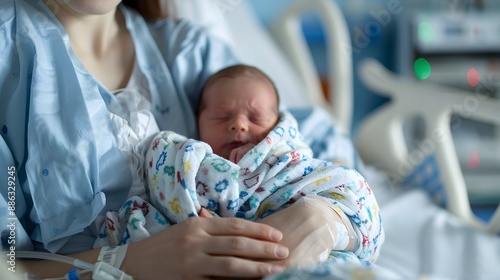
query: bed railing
[
  {"left": 357, "top": 58, "right": 500, "bottom": 234},
  {"left": 269, "top": 0, "right": 353, "bottom": 133}
]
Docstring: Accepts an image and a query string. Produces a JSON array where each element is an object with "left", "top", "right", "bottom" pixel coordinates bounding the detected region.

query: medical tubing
[{"left": 16, "top": 251, "right": 95, "bottom": 272}]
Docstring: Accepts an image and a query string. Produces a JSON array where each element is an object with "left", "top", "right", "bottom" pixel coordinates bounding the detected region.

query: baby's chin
[{"left": 212, "top": 147, "right": 231, "bottom": 160}]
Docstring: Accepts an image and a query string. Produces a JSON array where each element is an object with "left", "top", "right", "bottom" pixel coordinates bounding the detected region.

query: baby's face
[{"left": 198, "top": 76, "right": 279, "bottom": 160}]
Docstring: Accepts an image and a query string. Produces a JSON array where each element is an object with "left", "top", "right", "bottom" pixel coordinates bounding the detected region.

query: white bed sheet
[{"left": 364, "top": 166, "right": 500, "bottom": 280}]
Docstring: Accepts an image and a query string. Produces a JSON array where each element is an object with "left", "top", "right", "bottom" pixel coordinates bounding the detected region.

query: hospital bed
[{"left": 163, "top": 0, "right": 500, "bottom": 279}]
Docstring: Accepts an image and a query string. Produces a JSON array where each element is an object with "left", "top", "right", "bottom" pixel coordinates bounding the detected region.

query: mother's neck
[
  {"left": 44, "top": 1, "right": 135, "bottom": 91},
  {"left": 45, "top": 2, "right": 125, "bottom": 57}
]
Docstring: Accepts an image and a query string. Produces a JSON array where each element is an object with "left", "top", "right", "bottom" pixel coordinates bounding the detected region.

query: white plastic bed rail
[
  {"left": 269, "top": 0, "right": 353, "bottom": 133},
  {"left": 357, "top": 58, "right": 500, "bottom": 234}
]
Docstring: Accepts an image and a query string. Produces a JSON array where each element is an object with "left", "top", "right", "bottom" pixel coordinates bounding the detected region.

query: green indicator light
[
  {"left": 418, "top": 21, "right": 434, "bottom": 43},
  {"left": 414, "top": 58, "right": 431, "bottom": 80}
]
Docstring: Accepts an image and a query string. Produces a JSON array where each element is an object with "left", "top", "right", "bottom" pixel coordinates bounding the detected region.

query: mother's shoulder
[{"left": 147, "top": 18, "right": 211, "bottom": 45}]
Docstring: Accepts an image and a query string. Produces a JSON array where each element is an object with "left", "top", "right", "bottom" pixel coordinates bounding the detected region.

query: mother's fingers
[
  {"left": 187, "top": 217, "right": 284, "bottom": 242},
  {"left": 197, "top": 256, "right": 285, "bottom": 278},
  {"left": 198, "top": 207, "right": 214, "bottom": 218},
  {"left": 203, "top": 236, "right": 289, "bottom": 260}
]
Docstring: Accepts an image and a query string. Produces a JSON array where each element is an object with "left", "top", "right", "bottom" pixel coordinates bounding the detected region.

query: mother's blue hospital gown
[{"left": 0, "top": 0, "right": 237, "bottom": 254}]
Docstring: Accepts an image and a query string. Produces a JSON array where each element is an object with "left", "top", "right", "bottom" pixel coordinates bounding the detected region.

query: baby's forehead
[
  {"left": 210, "top": 74, "right": 276, "bottom": 96},
  {"left": 199, "top": 66, "right": 280, "bottom": 113},
  {"left": 212, "top": 79, "right": 277, "bottom": 110},
  {"left": 212, "top": 72, "right": 269, "bottom": 85}
]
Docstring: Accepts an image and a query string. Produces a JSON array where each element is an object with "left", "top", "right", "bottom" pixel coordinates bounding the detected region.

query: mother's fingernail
[
  {"left": 270, "top": 230, "right": 283, "bottom": 241},
  {"left": 269, "top": 265, "right": 285, "bottom": 274},
  {"left": 276, "top": 246, "right": 289, "bottom": 258}
]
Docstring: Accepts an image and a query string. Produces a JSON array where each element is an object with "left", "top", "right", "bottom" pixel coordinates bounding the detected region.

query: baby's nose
[{"left": 230, "top": 116, "right": 248, "bottom": 132}]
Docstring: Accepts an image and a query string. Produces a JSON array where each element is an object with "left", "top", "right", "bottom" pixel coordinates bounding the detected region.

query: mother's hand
[
  {"left": 258, "top": 196, "right": 345, "bottom": 269},
  {"left": 121, "top": 216, "right": 289, "bottom": 279}
]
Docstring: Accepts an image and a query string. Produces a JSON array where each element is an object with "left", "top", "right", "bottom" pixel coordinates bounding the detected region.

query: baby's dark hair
[{"left": 197, "top": 64, "right": 280, "bottom": 117}]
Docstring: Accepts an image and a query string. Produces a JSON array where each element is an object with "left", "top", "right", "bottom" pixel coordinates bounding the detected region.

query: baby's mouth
[{"left": 226, "top": 141, "right": 246, "bottom": 149}]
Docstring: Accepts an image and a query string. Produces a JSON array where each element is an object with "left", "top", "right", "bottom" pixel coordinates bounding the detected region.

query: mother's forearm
[{"left": 18, "top": 248, "right": 100, "bottom": 279}]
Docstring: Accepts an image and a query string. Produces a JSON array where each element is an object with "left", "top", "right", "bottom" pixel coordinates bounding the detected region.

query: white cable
[
  {"left": 17, "top": 251, "right": 133, "bottom": 280},
  {"left": 16, "top": 251, "right": 95, "bottom": 272}
]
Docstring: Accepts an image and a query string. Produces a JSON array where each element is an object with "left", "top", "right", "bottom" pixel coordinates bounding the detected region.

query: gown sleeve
[{"left": 0, "top": 0, "right": 34, "bottom": 251}]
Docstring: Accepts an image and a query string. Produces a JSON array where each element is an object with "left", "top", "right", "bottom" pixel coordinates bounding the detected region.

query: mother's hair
[{"left": 122, "top": 0, "right": 166, "bottom": 20}]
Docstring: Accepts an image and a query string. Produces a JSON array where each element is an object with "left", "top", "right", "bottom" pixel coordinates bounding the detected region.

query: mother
[{"left": 0, "top": 1, "right": 382, "bottom": 279}]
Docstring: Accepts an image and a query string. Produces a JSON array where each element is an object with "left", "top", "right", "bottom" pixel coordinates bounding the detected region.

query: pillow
[{"left": 160, "top": 0, "right": 234, "bottom": 47}]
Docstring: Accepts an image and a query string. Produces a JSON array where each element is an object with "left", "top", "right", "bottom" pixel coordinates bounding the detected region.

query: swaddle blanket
[{"left": 95, "top": 112, "right": 382, "bottom": 263}]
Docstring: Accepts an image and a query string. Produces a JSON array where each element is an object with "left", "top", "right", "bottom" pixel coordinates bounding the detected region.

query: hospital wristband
[
  {"left": 94, "top": 244, "right": 133, "bottom": 280},
  {"left": 97, "top": 244, "right": 129, "bottom": 269},
  {"left": 311, "top": 195, "right": 359, "bottom": 250},
  {"left": 330, "top": 206, "right": 359, "bottom": 250}
]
